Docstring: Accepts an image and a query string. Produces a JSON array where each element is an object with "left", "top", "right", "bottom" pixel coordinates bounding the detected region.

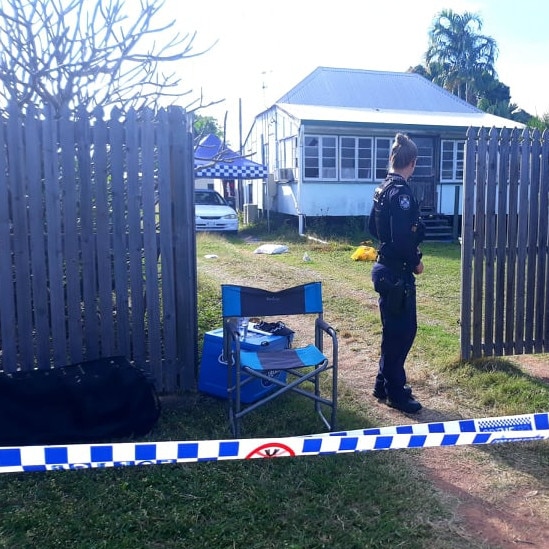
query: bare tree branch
[{"left": 0, "top": 0, "right": 217, "bottom": 113}]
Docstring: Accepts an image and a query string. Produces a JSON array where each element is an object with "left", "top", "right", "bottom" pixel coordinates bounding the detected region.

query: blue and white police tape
[{"left": 1, "top": 411, "right": 548, "bottom": 473}]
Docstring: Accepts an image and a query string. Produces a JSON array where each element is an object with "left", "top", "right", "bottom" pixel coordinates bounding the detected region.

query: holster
[{"left": 377, "top": 276, "right": 407, "bottom": 315}]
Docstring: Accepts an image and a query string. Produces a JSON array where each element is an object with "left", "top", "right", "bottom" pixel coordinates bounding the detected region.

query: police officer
[{"left": 368, "top": 133, "right": 425, "bottom": 413}]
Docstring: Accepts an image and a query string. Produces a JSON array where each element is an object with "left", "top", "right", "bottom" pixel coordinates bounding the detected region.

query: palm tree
[{"left": 425, "top": 10, "right": 498, "bottom": 105}]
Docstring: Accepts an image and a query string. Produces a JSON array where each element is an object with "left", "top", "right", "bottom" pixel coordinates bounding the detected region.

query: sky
[{"left": 160, "top": 0, "right": 549, "bottom": 146}]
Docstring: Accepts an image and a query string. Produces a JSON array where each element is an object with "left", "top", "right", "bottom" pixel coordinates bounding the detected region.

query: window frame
[
  {"left": 374, "top": 137, "right": 391, "bottom": 181},
  {"left": 339, "top": 136, "right": 373, "bottom": 180},
  {"left": 440, "top": 139, "right": 465, "bottom": 182},
  {"left": 303, "top": 135, "right": 338, "bottom": 180},
  {"left": 302, "top": 134, "right": 436, "bottom": 182}
]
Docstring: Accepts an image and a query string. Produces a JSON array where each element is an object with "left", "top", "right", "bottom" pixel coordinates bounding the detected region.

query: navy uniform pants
[{"left": 371, "top": 262, "right": 417, "bottom": 402}]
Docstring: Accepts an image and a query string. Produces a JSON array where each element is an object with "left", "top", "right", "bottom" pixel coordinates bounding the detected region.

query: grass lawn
[{"left": 1, "top": 227, "right": 548, "bottom": 549}]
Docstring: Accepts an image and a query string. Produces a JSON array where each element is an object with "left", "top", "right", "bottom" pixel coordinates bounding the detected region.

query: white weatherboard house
[{"left": 242, "top": 67, "right": 523, "bottom": 233}]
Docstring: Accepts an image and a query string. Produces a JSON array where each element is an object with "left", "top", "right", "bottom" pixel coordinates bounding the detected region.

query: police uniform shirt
[{"left": 368, "top": 174, "right": 423, "bottom": 269}]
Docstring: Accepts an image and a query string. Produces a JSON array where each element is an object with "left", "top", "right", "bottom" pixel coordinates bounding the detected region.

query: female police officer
[{"left": 368, "top": 133, "right": 424, "bottom": 413}]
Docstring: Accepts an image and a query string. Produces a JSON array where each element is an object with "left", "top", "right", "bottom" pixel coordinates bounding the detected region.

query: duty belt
[{"left": 376, "top": 254, "right": 412, "bottom": 273}]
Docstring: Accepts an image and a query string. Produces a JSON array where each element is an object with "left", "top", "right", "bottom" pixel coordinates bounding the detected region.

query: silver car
[{"left": 195, "top": 189, "right": 239, "bottom": 234}]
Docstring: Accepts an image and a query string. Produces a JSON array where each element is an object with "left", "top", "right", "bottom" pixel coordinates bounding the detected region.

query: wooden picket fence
[
  {"left": 0, "top": 103, "right": 197, "bottom": 392},
  {"left": 4, "top": 106, "right": 546, "bottom": 380},
  {"left": 461, "top": 126, "right": 549, "bottom": 359}
]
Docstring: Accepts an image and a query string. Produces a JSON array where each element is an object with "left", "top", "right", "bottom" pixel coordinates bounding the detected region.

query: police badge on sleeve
[{"left": 399, "top": 195, "right": 411, "bottom": 210}]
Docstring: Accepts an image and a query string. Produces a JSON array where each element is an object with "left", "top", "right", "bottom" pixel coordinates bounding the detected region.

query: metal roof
[
  {"left": 277, "top": 67, "right": 502, "bottom": 116},
  {"left": 276, "top": 103, "right": 521, "bottom": 130}
]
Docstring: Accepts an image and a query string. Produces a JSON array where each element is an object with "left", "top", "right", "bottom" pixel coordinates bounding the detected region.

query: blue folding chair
[{"left": 221, "top": 282, "right": 338, "bottom": 437}]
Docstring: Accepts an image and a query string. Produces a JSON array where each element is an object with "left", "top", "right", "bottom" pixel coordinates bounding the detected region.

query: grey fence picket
[
  {"left": 141, "top": 107, "right": 163, "bottom": 384},
  {"left": 504, "top": 129, "right": 520, "bottom": 355},
  {"left": 494, "top": 127, "right": 510, "bottom": 356},
  {"left": 109, "top": 107, "right": 132, "bottom": 358},
  {"left": 0, "top": 114, "right": 17, "bottom": 368},
  {"left": 8, "top": 103, "right": 34, "bottom": 370},
  {"left": 156, "top": 109, "right": 178, "bottom": 392},
  {"left": 514, "top": 128, "right": 530, "bottom": 354},
  {"left": 27, "top": 106, "right": 51, "bottom": 368},
  {"left": 93, "top": 106, "right": 116, "bottom": 357},
  {"left": 526, "top": 130, "right": 542, "bottom": 354},
  {"left": 77, "top": 105, "right": 100, "bottom": 357},
  {"left": 170, "top": 108, "right": 198, "bottom": 391},
  {"left": 126, "top": 109, "right": 146, "bottom": 365},
  {"left": 540, "top": 137, "right": 549, "bottom": 353},
  {"left": 459, "top": 127, "right": 476, "bottom": 359},
  {"left": 472, "top": 128, "right": 487, "bottom": 358},
  {"left": 483, "top": 127, "right": 498, "bottom": 355},
  {"left": 43, "top": 105, "right": 67, "bottom": 366},
  {"left": 60, "top": 106, "right": 85, "bottom": 364}
]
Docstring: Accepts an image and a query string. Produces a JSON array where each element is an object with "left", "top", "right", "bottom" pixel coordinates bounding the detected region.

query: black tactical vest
[{"left": 371, "top": 178, "right": 399, "bottom": 244}]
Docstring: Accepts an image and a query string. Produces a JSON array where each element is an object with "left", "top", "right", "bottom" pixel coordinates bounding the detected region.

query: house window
[
  {"left": 441, "top": 140, "right": 465, "bottom": 182},
  {"left": 413, "top": 137, "right": 434, "bottom": 179},
  {"left": 375, "top": 138, "right": 391, "bottom": 180},
  {"left": 340, "top": 137, "right": 372, "bottom": 179},
  {"left": 304, "top": 135, "right": 337, "bottom": 179},
  {"left": 303, "top": 134, "right": 434, "bottom": 182}
]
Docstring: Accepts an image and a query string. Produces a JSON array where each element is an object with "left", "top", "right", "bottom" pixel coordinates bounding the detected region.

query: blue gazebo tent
[{"left": 194, "top": 133, "right": 267, "bottom": 179}]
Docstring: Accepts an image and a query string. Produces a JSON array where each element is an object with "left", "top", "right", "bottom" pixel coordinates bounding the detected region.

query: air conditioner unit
[{"left": 275, "top": 168, "right": 295, "bottom": 182}]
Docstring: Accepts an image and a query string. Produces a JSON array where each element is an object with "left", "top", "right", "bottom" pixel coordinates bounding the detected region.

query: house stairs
[{"left": 420, "top": 210, "right": 455, "bottom": 242}]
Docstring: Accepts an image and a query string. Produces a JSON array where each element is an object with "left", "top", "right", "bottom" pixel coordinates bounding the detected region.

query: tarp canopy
[{"left": 194, "top": 134, "right": 267, "bottom": 179}]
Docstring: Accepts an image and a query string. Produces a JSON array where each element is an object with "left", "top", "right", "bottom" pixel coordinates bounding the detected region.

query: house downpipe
[{"left": 298, "top": 125, "right": 305, "bottom": 236}]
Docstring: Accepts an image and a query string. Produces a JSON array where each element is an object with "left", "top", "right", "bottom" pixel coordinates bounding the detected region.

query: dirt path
[
  {"left": 435, "top": 353, "right": 549, "bottom": 549},
  {"left": 336, "top": 319, "right": 549, "bottom": 549},
  {"left": 198, "top": 243, "right": 549, "bottom": 549}
]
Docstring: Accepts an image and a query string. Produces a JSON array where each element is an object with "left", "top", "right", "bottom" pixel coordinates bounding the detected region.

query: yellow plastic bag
[{"left": 351, "top": 245, "right": 377, "bottom": 262}]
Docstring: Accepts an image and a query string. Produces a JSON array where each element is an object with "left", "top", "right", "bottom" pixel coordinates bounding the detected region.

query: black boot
[
  {"left": 373, "top": 384, "right": 412, "bottom": 401},
  {"left": 386, "top": 396, "right": 422, "bottom": 414}
]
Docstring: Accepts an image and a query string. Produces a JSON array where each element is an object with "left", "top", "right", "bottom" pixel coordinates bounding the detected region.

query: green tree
[
  {"left": 425, "top": 9, "right": 498, "bottom": 105},
  {"left": 527, "top": 113, "right": 549, "bottom": 131},
  {"left": 193, "top": 115, "right": 223, "bottom": 139},
  {"left": 476, "top": 77, "right": 512, "bottom": 117}
]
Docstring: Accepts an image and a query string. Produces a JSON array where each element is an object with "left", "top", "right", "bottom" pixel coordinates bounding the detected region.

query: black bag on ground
[{"left": 0, "top": 356, "right": 161, "bottom": 446}]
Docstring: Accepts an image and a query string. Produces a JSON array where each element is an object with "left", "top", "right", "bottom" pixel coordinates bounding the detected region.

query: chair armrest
[
  {"left": 316, "top": 317, "right": 336, "bottom": 338},
  {"left": 225, "top": 318, "right": 240, "bottom": 341},
  {"left": 315, "top": 317, "right": 338, "bottom": 360},
  {"left": 223, "top": 318, "right": 242, "bottom": 366}
]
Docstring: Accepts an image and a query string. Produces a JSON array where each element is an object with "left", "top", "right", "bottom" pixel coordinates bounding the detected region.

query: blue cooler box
[{"left": 198, "top": 327, "right": 290, "bottom": 403}]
